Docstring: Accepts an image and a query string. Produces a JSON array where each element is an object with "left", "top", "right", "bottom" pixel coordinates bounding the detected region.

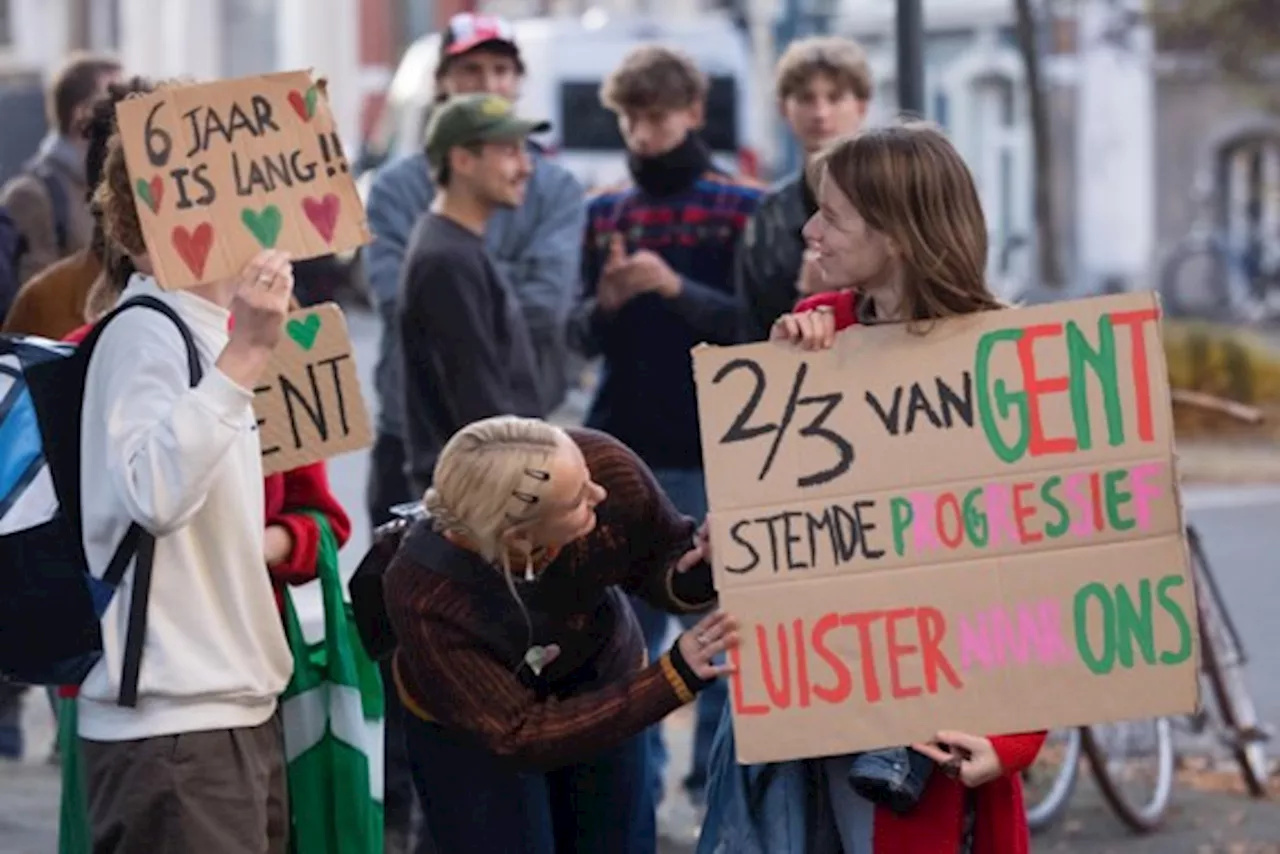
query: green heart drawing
[
  {"left": 135, "top": 178, "right": 156, "bottom": 213},
  {"left": 240, "top": 204, "right": 283, "bottom": 248},
  {"left": 286, "top": 313, "right": 321, "bottom": 350},
  {"left": 305, "top": 85, "right": 319, "bottom": 119}
]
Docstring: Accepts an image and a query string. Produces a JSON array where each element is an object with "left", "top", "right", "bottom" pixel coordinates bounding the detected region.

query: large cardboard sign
[
  {"left": 692, "top": 292, "right": 1198, "bottom": 764},
  {"left": 116, "top": 71, "right": 370, "bottom": 290},
  {"left": 254, "top": 303, "right": 372, "bottom": 476}
]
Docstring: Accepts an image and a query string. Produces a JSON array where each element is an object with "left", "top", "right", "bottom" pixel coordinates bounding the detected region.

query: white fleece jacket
[{"left": 77, "top": 276, "right": 292, "bottom": 741}]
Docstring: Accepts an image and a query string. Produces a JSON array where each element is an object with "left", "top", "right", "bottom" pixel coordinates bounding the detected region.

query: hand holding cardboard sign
[
  {"left": 912, "top": 731, "right": 1003, "bottom": 788},
  {"left": 217, "top": 250, "right": 295, "bottom": 390},
  {"left": 771, "top": 305, "right": 837, "bottom": 351},
  {"left": 675, "top": 521, "right": 711, "bottom": 573},
  {"left": 229, "top": 250, "right": 295, "bottom": 350},
  {"left": 676, "top": 610, "right": 739, "bottom": 681}
]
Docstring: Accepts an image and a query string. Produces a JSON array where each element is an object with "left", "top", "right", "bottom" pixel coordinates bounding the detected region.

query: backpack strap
[{"left": 82, "top": 294, "right": 204, "bottom": 707}]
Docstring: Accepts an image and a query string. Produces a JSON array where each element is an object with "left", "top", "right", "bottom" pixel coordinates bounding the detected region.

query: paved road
[{"left": 5, "top": 307, "right": 1280, "bottom": 853}]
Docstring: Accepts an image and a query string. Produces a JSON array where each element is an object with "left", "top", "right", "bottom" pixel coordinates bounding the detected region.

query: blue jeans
[
  {"left": 630, "top": 467, "right": 726, "bottom": 805},
  {"left": 0, "top": 682, "right": 22, "bottom": 759},
  {"left": 405, "top": 716, "right": 655, "bottom": 854}
]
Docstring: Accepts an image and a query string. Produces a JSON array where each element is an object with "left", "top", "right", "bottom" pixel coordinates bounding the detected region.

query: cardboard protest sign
[
  {"left": 254, "top": 303, "right": 372, "bottom": 476},
  {"left": 692, "top": 292, "right": 1197, "bottom": 764},
  {"left": 115, "top": 71, "right": 370, "bottom": 290}
]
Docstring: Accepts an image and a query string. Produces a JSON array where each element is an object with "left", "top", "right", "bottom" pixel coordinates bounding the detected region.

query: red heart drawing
[
  {"left": 302, "top": 193, "right": 341, "bottom": 244},
  {"left": 147, "top": 176, "right": 164, "bottom": 212},
  {"left": 287, "top": 90, "right": 310, "bottom": 122},
  {"left": 171, "top": 223, "right": 214, "bottom": 280}
]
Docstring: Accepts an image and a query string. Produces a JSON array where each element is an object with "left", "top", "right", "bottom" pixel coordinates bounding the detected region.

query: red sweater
[
  {"left": 63, "top": 322, "right": 352, "bottom": 608},
  {"left": 793, "top": 290, "right": 1045, "bottom": 854}
]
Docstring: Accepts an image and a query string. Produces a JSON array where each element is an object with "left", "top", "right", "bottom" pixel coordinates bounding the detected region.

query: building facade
[
  {"left": 0, "top": 0, "right": 388, "bottom": 151},
  {"left": 831, "top": 0, "right": 1279, "bottom": 296}
]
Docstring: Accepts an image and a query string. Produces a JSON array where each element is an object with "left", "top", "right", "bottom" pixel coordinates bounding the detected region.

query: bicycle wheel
[
  {"left": 1082, "top": 717, "right": 1175, "bottom": 833},
  {"left": 1022, "top": 727, "right": 1082, "bottom": 832},
  {"left": 1157, "top": 236, "right": 1248, "bottom": 321},
  {"left": 1190, "top": 530, "right": 1271, "bottom": 796}
]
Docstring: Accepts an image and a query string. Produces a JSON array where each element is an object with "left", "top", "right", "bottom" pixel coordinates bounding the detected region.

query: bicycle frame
[{"left": 1187, "top": 525, "right": 1250, "bottom": 669}]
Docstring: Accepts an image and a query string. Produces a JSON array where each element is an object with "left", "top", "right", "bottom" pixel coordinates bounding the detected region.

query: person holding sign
[
  {"left": 699, "top": 124, "right": 1044, "bottom": 854},
  {"left": 73, "top": 129, "right": 299, "bottom": 853},
  {"left": 383, "top": 415, "right": 737, "bottom": 854}
]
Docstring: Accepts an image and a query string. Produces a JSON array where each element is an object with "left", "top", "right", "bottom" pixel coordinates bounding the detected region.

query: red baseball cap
[{"left": 440, "top": 13, "right": 520, "bottom": 63}]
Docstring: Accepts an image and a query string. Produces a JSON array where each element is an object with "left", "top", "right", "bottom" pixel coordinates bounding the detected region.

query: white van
[{"left": 356, "top": 12, "right": 766, "bottom": 193}]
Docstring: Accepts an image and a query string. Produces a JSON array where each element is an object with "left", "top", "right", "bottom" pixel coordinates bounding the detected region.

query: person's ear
[{"left": 689, "top": 102, "right": 706, "bottom": 129}]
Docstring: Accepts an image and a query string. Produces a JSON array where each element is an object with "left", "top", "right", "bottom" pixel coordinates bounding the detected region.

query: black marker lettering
[
  {"left": 280, "top": 365, "right": 328, "bottom": 450},
  {"left": 317, "top": 354, "right": 352, "bottom": 436}
]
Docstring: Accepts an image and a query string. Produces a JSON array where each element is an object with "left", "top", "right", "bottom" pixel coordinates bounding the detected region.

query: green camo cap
[{"left": 424, "top": 93, "right": 550, "bottom": 165}]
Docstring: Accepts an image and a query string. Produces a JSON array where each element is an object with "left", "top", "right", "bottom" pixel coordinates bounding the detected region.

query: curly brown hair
[
  {"left": 94, "top": 134, "right": 147, "bottom": 259},
  {"left": 600, "top": 45, "right": 707, "bottom": 114},
  {"left": 94, "top": 80, "right": 193, "bottom": 263}
]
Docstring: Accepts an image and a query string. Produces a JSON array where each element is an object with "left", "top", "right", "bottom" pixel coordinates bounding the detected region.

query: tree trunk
[{"left": 1013, "top": 0, "right": 1065, "bottom": 290}]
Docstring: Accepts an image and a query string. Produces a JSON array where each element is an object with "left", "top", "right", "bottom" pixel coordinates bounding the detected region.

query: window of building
[
  {"left": 1216, "top": 134, "right": 1280, "bottom": 284},
  {"left": 558, "top": 76, "right": 740, "bottom": 152}
]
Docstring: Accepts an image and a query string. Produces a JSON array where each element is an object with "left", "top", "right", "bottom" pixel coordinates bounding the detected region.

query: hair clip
[
  {"left": 524, "top": 468, "right": 551, "bottom": 481},
  {"left": 511, "top": 490, "right": 540, "bottom": 505}
]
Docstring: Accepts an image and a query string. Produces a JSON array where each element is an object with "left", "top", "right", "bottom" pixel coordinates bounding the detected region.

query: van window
[{"left": 558, "top": 75, "right": 740, "bottom": 152}]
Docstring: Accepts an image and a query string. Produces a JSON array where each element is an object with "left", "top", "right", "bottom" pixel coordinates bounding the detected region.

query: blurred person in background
[
  {"left": 566, "top": 44, "right": 762, "bottom": 819},
  {"left": 2, "top": 76, "right": 149, "bottom": 341},
  {"left": 0, "top": 53, "right": 122, "bottom": 295},
  {"left": 398, "top": 93, "right": 547, "bottom": 497},
  {"left": 363, "top": 20, "right": 583, "bottom": 848},
  {"left": 736, "top": 36, "right": 872, "bottom": 342}
]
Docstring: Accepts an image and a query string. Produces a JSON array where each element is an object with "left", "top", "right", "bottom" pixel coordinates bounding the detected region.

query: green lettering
[
  {"left": 974, "top": 328, "right": 1029, "bottom": 463},
  {"left": 1074, "top": 583, "right": 1116, "bottom": 675},
  {"left": 1157, "top": 575, "right": 1193, "bottom": 665},
  {"left": 1065, "top": 317, "right": 1125, "bottom": 450},
  {"left": 889, "top": 497, "right": 914, "bottom": 557},
  {"left": 1104, "top": 469, "right": 1135, "bottom": 531},
  {"left": 961, "top": 487, "right": 989, "bottom": 547},
  {"left": 1040, "top": 475, "right": 1071, "bottom": 538},
  {"left": 1115, "top": 579, "right": 1156, "bottom": 667}
]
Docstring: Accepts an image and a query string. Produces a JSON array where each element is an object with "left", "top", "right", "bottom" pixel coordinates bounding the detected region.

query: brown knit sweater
[{"left": 384, "top": 427, "right": 717, "bottom": 771}]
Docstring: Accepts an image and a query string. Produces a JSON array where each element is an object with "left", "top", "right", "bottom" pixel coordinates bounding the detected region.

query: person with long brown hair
[{"left": 699, "top": 122, "right": 1045, "bottom": 854}]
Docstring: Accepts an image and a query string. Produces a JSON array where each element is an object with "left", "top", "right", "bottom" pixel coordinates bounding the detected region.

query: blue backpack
[{"left": 0, "top": 296, "right": 201, "bottom": 706}]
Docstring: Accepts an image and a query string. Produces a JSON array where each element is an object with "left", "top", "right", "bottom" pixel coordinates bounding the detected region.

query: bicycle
[
  {"left": 1157, "top": 183, "right": 1280, "bottom": 323},
  {"left": 1024, "top": 390, "right": 1272, "bottom": 832}
]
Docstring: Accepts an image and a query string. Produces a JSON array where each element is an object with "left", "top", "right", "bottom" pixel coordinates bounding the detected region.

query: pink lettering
[
  {"left": 958, "top": 600, "right": 1072, "bottom": 670},
  {"left": 958, "top": 615, "right": 993, "bottom": 670},
  {"left": 912, "top": 492, "right": 940, "bottom": 551},
  {"left": 1063, "top": 473, "right": 1092, "bottom": 535},
  {"left": 1037, "top": 600, "right": 1073, "bottom": 664},
  {"left": 983, "top": 484, "right": 1021, "bottom": 545},
  {"left": 1127, "top": 462, "right": 1163, "bottom": 530}
]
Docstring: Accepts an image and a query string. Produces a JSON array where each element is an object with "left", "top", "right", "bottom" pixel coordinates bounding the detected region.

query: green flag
[
  {"left": 57, "top": 694, "right": 90, "bottom": 854},
  {"left": 281, "top": 512, "right": 385, "bottom": 854}
]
